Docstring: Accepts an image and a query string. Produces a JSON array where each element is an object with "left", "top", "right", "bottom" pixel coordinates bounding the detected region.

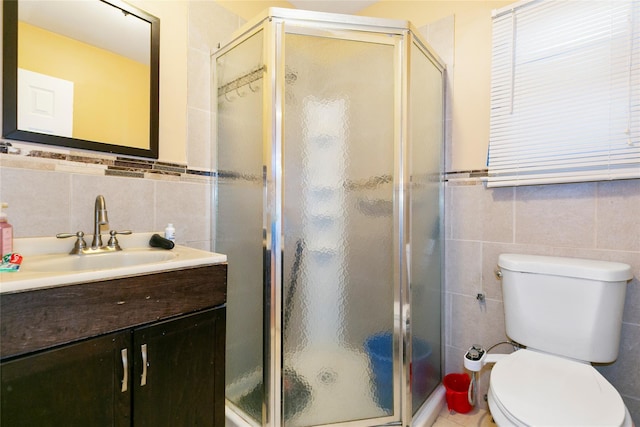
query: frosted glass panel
[
  {"left": 282, "top": 33, "right": 396, "bottom": 426},
  {"left": 409, "top": 42, "right": 443, "bottom": 414},
  {"left": 216, "top": 31, "right": 265, "bottom": 423}
]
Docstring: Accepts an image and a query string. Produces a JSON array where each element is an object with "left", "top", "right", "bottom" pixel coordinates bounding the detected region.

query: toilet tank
[{"left": 498, "top": 254, "right": 632, "bottom": 363}]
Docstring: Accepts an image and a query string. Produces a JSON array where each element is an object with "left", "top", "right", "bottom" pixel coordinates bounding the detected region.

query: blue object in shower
[
  {"left": 365, "top": 332, "right": 394, "bottom": 412},
  {"left": 365, "top": 332, "right": 432, "bottom": 413}
]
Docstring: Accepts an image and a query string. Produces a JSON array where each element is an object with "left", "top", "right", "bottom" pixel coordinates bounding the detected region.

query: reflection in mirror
[{"left": 2, "top": 0, "right": 159, "bottom": 158}]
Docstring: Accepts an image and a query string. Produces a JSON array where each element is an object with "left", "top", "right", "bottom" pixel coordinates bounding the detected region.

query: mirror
[{"left": 3, "top": 0, "right": 159, "bottom": 158}]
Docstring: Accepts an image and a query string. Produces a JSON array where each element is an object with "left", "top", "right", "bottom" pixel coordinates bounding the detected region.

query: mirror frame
[{"left": 2, "top": 0, "right": 160, "bottom": 158}]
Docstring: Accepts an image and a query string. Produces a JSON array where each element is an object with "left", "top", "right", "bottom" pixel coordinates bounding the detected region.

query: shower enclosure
[{"left": 214, "top": 9, "right": 444, "bottom": 427}]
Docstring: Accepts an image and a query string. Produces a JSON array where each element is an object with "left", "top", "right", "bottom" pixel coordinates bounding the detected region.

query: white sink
[
  {"left": 1, "top": 232, "right": 226, "bottom": 294},
  {"left": 23, "top": 249, "right": 178, "bottom": 273}
]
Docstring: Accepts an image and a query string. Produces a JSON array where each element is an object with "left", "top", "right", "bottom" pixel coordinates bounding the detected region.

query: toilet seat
[{"left": 489, "top": 349, "right": 626, "bottom": 426}]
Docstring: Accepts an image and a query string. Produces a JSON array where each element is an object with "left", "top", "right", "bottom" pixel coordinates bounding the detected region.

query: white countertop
[{"left": 0, "top": 233, "right": 227, "bottom": 294}]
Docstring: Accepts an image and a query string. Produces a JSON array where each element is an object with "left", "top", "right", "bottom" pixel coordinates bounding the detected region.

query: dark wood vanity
[{"left": 0, "top": 263, "right": 227, "bottom": 427}]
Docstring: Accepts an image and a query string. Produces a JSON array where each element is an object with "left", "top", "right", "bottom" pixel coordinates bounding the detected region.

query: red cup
[{"left": 443, "top": 373, "right": 473, "bottom": 413}]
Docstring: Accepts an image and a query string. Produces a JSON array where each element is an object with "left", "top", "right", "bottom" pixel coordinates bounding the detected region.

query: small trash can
[
  {"left": 365, "top": 333, "right": 432, "bottom": 413},
  {"left": 365, "top": 333, "right": 393, "bottom": 412},
  {"left": 443, "top": 373, "right": 472, "bottom": 413}
]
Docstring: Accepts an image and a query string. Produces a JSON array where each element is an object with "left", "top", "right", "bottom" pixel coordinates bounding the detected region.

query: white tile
[
  {"left": 0, "top": 167, "right": 71, "bottom": 238},
  {"left": 70, "top": 174, "right": 156, "bottom": 236},
  {"left": 188, "top": 1, "right": 242, "bottom": 53},
  {"left": 596, "top": 180, "right": 640, "bottom": 252},
  {"left": 445, "top": 240, "right": 482, "bottom": 296},
  {"left": 188, "top": 47, "right": 211, "bottom": 112},
  {"left": 187, "top": 106, "right": 212, "bottom": 171},
  {"left": 435, "top": 405, "right": 495, "bottom": 426},
  {"left": 155, "top": 180, "right": 211, "bottom": 245},
  {"left": 449, "top": 184, "right": 514, "bottom": 243},
  {"left": 514, "top": 183, "right": 597, "bottom": 247}
]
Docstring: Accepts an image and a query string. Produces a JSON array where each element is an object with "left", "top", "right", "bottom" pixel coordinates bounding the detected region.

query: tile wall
[
  {"left": 186, "top": 1, "right": 245, "bottom": 171},
  {"left": 444, "top": 174, "right": 640, "bottom": 421},
  {"left": 0, "top": 148, "right": 213, "bottom": 249}
]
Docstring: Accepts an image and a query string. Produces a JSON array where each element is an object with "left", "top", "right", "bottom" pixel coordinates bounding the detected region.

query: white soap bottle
[{"left": 164, "top": 223, "right": 176, "bottom": 242}]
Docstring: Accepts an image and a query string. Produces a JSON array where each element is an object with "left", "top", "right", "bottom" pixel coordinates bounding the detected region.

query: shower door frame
[
  {"left": 403, "top": 28, "right": 447, "bottom": 419},
  {"left": 215, "top": 8, "right": 446, "bottom": 427},
  {"left": 267, "top": 16, "right": 407, "bottom": 427}
]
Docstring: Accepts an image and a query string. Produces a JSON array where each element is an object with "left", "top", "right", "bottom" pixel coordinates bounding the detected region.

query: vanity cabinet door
[
  {"left": 0, "top": 331, "right": 131, "bottom": 427},
  {"left": 132, "top": 307, "right": 225, "bottom": 427}
]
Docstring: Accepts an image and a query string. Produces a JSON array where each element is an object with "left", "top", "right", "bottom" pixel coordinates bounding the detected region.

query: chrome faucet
[
  {"left": 57, "top": 195, "right": 131, "bottom": 255},
  {"left": 92, "top": 195, "right": 109, "bottom": 249}
]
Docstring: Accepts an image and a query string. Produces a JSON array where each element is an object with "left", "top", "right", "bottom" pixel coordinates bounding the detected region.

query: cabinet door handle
[
  {"left": 121, "top": 348, "right": 128, "bottom": 393},
  {"left": 140, "top": 344, "right": 148, "bottom": 386}
]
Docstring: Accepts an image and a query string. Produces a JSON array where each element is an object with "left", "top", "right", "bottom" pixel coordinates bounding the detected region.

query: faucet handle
[
  {"left": 107, "top": 230, "right": 132, "bottom": 250},
  {"left": 57, "top": 231, "right": 87, "bottom": 255}
]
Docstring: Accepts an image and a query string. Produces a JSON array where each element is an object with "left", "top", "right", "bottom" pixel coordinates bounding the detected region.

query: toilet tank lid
[{"left": 498, "top": 254, "right": 633, "bottom": 282}]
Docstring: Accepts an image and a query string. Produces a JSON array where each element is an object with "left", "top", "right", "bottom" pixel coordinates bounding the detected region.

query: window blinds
[{"left": 487, "top": 0, "right": 640, "bottom": 187}]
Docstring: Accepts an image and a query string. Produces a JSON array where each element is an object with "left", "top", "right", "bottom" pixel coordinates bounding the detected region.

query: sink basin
[
  {"left": 22, "top": 250, "right": 178, "bottom": 273},
  {"left": 1, "top": 232, "right": 227, "bottom": 294}
]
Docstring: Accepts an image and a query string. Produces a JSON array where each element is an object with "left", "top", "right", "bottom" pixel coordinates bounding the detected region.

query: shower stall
[{"left": 214, "top": 9, "right": 444, "bottom": 427}]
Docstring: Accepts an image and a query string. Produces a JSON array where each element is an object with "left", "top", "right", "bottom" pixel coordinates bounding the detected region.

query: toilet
[{"left": 488, "top": 254, "right": 634, "bottom": 427}]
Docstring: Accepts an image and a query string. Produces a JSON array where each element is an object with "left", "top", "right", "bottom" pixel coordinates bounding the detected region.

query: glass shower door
[
  {"left": 216, "top": 30, "right": 266, "bottom": 424},
  {"left": 217, "top": 13, "right": 445, "bottom": 426},
  {"left": 408, "top": 40, "right": 444, "bottom": 414},
  {"left": 281, "top": 30, "right": 400, "bottom": 426}
]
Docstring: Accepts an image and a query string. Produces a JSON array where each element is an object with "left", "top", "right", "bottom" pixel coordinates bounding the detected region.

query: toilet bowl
[
  {"left": 487, "top": 349, "right": 633, "bottom": 427},
  {"left": 479, "top": 254, "right": 635, "bottom": 427}
]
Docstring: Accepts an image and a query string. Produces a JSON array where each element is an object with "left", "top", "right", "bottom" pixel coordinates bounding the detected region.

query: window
[{"left": 487, "top": 0, "right": 640, "bottom": 187}]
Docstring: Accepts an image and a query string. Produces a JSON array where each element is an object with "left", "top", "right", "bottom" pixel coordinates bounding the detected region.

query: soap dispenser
[
  {"left": 164, "top": 223, "right": 176, "bottom": 242},
  {"left": 0, "top": 203, "right": 13, "bottom": 256}
]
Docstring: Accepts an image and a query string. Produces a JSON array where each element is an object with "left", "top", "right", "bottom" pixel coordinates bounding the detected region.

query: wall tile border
[
  {"left": 0, "top": 141, "right": 213, "bottom": 183},
  {"left": 445, "top": 169, "right": 488, "bottom": 186},
  {"left": 3, "top": 143, "right": 488, "bottom": 185}
]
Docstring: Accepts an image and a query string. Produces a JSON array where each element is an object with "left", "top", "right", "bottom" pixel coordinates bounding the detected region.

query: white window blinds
[{"left": 487, "top": 0, "right": 640, "bottom": 187}]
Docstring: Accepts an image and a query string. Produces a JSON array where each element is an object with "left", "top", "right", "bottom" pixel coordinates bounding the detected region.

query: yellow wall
[
  {"left": 18, "top": 22, "right": 150, "bottom": 148},
  {"left": 129, "top": 0, "right": 188, "bottom": 163},
  {"left": 216, "top": 0, "right": 294, "bottom": 21},
  {"left": 359, "top": 0, "right": 514, "bottom": 171}
]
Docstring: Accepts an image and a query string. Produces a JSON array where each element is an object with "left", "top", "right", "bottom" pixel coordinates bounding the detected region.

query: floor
[{"left": 433, "top": 406, "right": 496, "bottom": 427}]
